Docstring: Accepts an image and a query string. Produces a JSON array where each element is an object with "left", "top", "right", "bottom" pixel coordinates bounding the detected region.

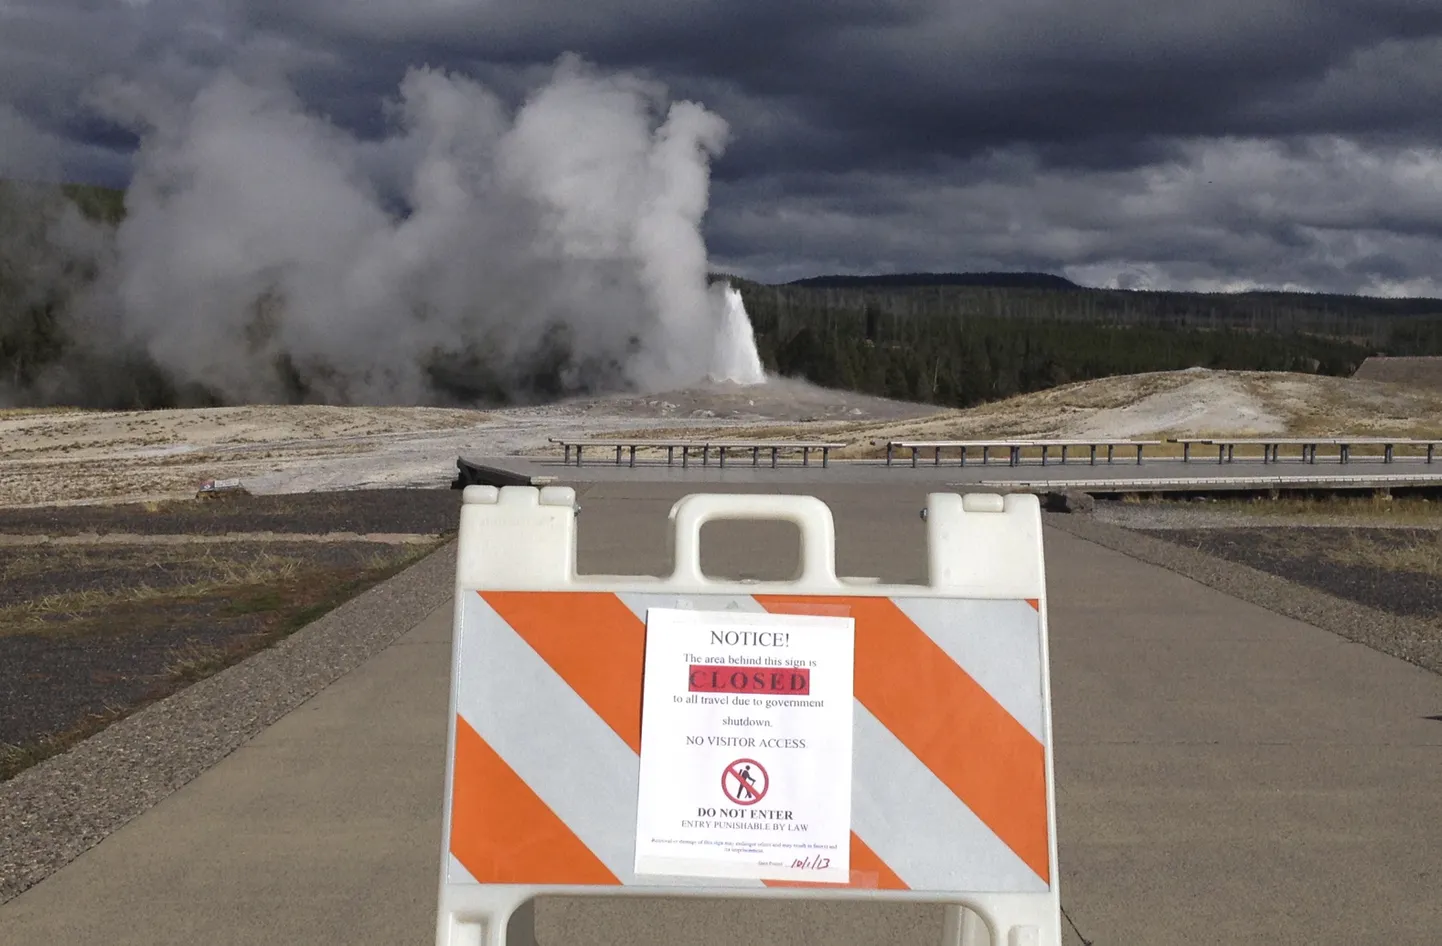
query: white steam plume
[
  {"left": 708, "top": 282, "right": 766, "bottom": 384},
  {"left": 72, "top": 54, "right": 765, "bottom": 405}
]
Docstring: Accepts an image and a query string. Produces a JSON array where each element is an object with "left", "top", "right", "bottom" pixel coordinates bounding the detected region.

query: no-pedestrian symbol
[{"left": 722, "top": 758, "right": 769, "bottom": 805}]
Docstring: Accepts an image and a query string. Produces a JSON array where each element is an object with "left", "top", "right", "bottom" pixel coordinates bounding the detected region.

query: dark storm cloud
[
  {"left": 4, "top": 0, "right": 1442, "bottom": 292},
  {"left": 706, "top": 137, "right": 1442, "bottom": 294},
  {"left": 216, "top": 0, "right": 1442, "bottom": 179}
]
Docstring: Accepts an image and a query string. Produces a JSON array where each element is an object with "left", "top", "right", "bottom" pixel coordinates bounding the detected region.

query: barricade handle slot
[{"left": 667, "top": 493, "right": 839, "bottom": 586}]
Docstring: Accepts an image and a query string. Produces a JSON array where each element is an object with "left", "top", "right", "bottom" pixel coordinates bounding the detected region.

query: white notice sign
[{"left": 634, "top": 608, "right": 855, "bottom": 884}]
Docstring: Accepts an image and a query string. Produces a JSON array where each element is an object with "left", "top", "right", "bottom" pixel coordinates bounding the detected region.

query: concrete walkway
[{"left": 2, "top": 484, "right": 1438, "bottom": 945}]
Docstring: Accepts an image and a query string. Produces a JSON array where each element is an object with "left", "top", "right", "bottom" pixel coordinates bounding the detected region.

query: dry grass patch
[
  {"left": 1200, "top": 494, "right": 1442, "bottom": 526},
  {"left": 0, "top": 547, "right": 314, "bottom": 635},
  {"left": 1322, "top": 529, "right": 1442, "bottom": 576}
]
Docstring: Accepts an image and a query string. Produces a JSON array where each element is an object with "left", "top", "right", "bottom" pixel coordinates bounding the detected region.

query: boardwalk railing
[
  {"left": 547, "top": 434, "right": 1441, "bottom": 472},
  {"left": 1173, "top": 437, "right": 1441, "bottom": 464},
  {"left": 883, "top": 439, "right": 1162, "bottom": 467},
  {"left": 548, "top": 438, "right": 848, "bottom": 468}
]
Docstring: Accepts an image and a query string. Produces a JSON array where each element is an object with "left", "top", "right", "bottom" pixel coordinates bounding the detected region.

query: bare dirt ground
[{"left": 5, "top": 368, "right": 1442, "bottom": 507}]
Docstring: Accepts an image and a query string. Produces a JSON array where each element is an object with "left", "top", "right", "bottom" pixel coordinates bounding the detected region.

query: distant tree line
[{"left": 723, "top": 276, "right": 1442, "bottom": 408}]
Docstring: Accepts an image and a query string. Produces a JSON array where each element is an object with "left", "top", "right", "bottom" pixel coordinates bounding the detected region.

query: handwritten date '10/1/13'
[{"left": 790, "top": 856, "right": 832, "bottom": 871}]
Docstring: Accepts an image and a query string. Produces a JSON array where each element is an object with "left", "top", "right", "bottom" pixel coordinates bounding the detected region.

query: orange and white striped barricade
[{"left": 436, "top": 486, "right": 1061, "bottom": 946}]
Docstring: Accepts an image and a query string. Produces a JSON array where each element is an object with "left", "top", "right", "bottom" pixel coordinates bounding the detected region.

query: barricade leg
[
  {"left": 1088, "top": 445, "right": 1096, "bottom": 466},
  {"left": 1183, "top": 442, "right": 1190, "bottom": 462},
  {"left": 667, "top": 446, "right": 675, "bottom": 465},
  {"left": 771, "top": 448, "right": 779, "bottom": 468},
  {"left": 942, "top": 905, "right": 990, "bottom": 946},
  {"left": 753, "top": 447, "right": 760, "bottom": 466},
  {"left": 1107, "top": 445, "right": 1114, "bottom": 464},
  {"left": 719, "top": 446, "right": 727, "bottom": 467},
  {"left": 941, "top": 897, "right": 1061, "bottom": 946},
  {"left": 629, "top": 446, "right": 637, "bottom": 468},
  {"left": 615, "top": 446, "right": 622, "bottom": 465},
  {"left": 1135, "top": 444, "right": 1143, "bottom": 465},
  {"left": 436, "top": 888, "right": 535, "bottom": 946},
  {"left": 955, "top": 894, "right": 1063, "bottom": 946},
  {"left": 961, "top": 446, "right": 967, "bottom": 467},
  {"left": 823, "top": 447, "right": 831, "bottom": 468},
  {"left": 935, "top": 446, "right": 942, "bottom": 465}
]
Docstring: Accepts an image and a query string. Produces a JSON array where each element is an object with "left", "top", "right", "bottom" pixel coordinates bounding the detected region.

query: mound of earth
[
  {"left": 5, "top": 368, "right": 1440, "bottom": 507},
  {"left": 544, "top": 376, "right": 940, "bottom": 423},
  {"left": 0, "top": 377, "right": 942, "bottom": 507},
  {"left": 1353, "top": 356, "right": 1442, "bottom": 390},
  {"left": 684, "top": 368, "right": 1442, "bottom": 459}
]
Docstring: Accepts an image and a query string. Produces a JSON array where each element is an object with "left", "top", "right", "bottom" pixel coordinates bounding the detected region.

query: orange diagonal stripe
[
  {"left": 450, "top": 714, "right": 618, "bottom": 885},
  {"left": 756, "top": 595, "right": 1050, "bottom": 884},
  {"left": 482, "top": 591, "right": 646, "bottom": 753},
  {"left": 762, "top": 832, "right": 910, "bottom": 890},
  {"left": 850, "top": 833, "right": 909, "bottom": 889}
]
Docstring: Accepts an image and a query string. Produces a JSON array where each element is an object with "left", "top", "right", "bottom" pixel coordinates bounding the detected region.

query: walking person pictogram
[{"left": 721, "top": 758, "right": 769, "bottom": 805}]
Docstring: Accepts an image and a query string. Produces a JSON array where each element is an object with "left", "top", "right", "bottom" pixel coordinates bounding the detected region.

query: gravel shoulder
[{"left": 1046, "top": 511, "right": 1442, "bottom": 675}]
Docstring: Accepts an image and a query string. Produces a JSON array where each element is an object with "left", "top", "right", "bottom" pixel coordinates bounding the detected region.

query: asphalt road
[{"left": 1, "top": 482, "right": 1439, "bottom": 945}]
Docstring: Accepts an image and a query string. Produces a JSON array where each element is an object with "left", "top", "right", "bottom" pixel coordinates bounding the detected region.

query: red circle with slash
[{"left": 721, "top": 758, "right": 769, "bottom": 805}]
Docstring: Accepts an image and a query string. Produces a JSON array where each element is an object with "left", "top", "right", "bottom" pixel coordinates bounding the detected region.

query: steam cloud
[{"left": 14, "top": 54, "right": 766, "bottom": 407}]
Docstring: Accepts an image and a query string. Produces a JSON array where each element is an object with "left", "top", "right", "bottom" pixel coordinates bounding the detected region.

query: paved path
[{"left": 2, "top": 483, "right": 1438, "bottom": 945}]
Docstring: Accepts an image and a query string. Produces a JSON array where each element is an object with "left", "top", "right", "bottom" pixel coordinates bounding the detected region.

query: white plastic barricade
[{"left": 437, "top": 486, "right": 1062, "bottom": 946}]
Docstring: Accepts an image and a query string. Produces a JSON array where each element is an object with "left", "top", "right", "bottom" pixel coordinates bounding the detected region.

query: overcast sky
[{"left": 4, "top": 0, "right": 1442, "bottom": 295}]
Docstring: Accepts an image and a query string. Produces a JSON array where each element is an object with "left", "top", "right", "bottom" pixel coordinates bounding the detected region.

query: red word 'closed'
[{"left": 688, "top": 665, "right": 811, "bottom": 695}]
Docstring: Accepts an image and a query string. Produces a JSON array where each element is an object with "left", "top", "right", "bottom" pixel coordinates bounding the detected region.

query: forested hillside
[
  {"left": 724, "top": 275, "right": 1442, "bottom": 407},
  {"left": 4, "top": 180, "right": 1441, "bottom": 410}
]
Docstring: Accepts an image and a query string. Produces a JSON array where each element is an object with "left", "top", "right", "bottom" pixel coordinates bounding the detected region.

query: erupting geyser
[
  {"left": 706, "top": 282, "right": 766, "bottom": 385},
  {"left": 9, "top": 54, "right": 767, "bottom": 408}
]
